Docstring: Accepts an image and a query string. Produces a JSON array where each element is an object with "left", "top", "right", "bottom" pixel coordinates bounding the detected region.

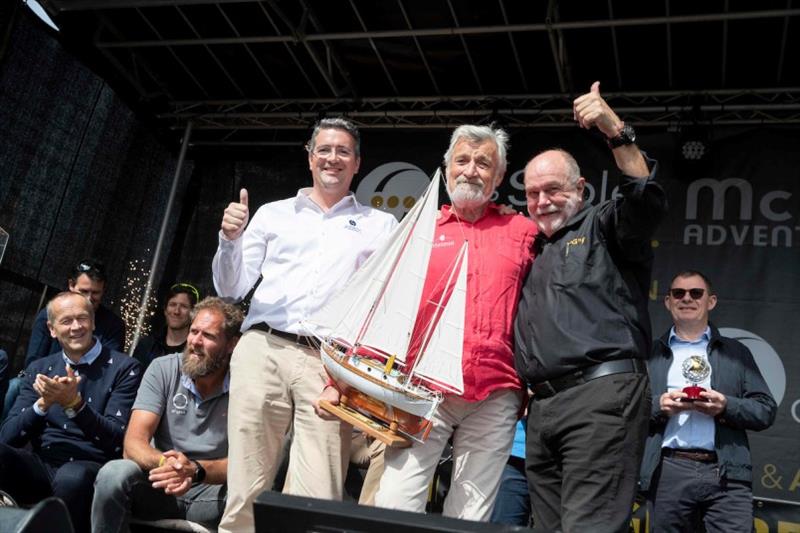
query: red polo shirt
[{"left": 407, "top": 204, "right": 537, "bottom": 401}]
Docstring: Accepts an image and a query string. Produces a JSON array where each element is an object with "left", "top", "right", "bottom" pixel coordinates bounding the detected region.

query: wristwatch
[
  {"left": 606, "top": 123, "right": 636, "bottom": 149},
  {"left": 64, "top": 395, "right": 83, "bottom": 418},
  {"left": 192, "top": 460, "right": 206, "bottom": 483}
]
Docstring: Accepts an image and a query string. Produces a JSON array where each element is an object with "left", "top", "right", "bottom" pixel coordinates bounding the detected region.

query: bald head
[{"left": 524, "top": 149, "right": 585, "bottom": 237}]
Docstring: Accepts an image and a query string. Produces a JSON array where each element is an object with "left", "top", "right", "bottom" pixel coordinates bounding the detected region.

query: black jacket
[
  {"left": 1, "top": 347, "right": 142, "bottom": 465},
  {"left": 132, "top": 330, "right": 185, "bottom": 369},
  {"left": 639, "top": 324, "right": 777, "bottom": 491},
  {"left": 515, "top": 159, "right": 667, "bottom": 383}
]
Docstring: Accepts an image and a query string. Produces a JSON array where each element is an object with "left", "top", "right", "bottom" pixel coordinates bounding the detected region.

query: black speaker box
[
  {"left": 0, "top": 497, "right": 73, "bottom": 533},
  {"left": 254, "top": 490, "right": 534, "bottom": 533}
]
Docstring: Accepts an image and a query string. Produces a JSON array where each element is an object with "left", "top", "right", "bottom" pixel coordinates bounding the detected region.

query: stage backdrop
[{"left": 178, "top": 126, "right": 799, "bottom": 507}]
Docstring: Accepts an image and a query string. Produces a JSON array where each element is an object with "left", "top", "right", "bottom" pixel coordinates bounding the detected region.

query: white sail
[
  {"left": 305, "top": 172, "right": 440, "bottom": 362},
  {"left": 411, "top": 243, "right": 467, "bottom": 394}
]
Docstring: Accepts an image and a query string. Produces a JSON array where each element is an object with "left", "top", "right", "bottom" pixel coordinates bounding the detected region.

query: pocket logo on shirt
[
  {"left": 344, "top": 219, "right": 362, "bottom": 233},
  {"left": 565, "top": 236, "right": 586, "bottom": 256},
  {"left": 171, "top": 392, "right": 188, "bottom": 414},
  {"left": 433, "top": 234, "right": 455, "bottom": 248}
]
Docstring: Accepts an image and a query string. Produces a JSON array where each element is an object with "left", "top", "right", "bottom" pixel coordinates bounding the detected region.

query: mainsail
[{"left": 306, "top": 169, "right": 467, "bottom": 393}]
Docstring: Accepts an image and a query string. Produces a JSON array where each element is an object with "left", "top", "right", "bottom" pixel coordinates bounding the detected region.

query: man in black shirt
[
  {"left": 132, "top": 283, "right": 199, "bottom": 368},
  {"left": 514, "top": 82, "right": 668, "bottom": 532}
]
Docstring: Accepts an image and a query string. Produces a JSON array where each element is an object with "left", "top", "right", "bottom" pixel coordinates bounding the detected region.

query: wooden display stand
[{"left": 319, "top": 400, "right": 412, "bottom": 448}]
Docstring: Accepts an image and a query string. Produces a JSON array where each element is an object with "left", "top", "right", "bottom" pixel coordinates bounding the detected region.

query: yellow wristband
[{"left": 158, "top": 456, "right": 166, "bottom": 467}]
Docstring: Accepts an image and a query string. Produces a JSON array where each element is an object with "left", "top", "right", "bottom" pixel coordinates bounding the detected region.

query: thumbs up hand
[
  {"left": 572, "top": 81, "right": 623, "bottom": 139},
  {"left": 221, "top": 188, "right": 250, "bottom": 241}
]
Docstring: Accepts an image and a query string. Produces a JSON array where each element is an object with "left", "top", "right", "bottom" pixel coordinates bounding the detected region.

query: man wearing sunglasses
[
  {"left": 26, "top": 260, "right": 126, "bottom": 364},
  {"left": 640, "top": 270, "right": 776, "bottom": 532}
]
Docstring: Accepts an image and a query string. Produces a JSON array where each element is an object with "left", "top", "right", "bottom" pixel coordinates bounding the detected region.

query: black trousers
[
  {"left": 648, "top": 454, "right": 753, "bottom": 533},
  {"left": 525, "top": 372, "right": 650, "bottom": 533},
  {"left": 0, "top": 443, "right": 101, "bottom": 533}
]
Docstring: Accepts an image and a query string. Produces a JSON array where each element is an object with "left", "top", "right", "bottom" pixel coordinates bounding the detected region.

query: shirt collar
[
  {"left": 668, "top": 325, "right": 711, "bottom": 346},
  {"left": 62, "top": 337, "right": 102, "bottom": 368},
  {"left": 438, "top": 203, "right": 498, "bottom": 224},
  {"left": 295, "top": 188, "right": 358, "bottom": 213},
  {"left": 180, "top": 371, "right": 231, "bottom": 403}
]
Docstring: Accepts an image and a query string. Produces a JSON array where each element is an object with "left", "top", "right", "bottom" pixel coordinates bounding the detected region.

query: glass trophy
[{"left": 681, "top": 354, "right": 711, "bottom": 401}]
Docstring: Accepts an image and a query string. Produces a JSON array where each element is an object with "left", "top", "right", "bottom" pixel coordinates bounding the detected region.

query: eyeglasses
[
  {"left": 171, "top": 282, "right": 200, "bottom": 304},
  {"left": 669, "top": 288, "right": 706, "bottom": 300},
  {"left": 309, "top": 145, "right": 354, "bottom": 159}
]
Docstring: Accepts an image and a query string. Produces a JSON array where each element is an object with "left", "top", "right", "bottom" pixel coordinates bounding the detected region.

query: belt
[
  {"left": 249, "top": 322, "right": 315, "bottom": 348},
  {"left": 663, "top": 448, "right": 718, "bottom": 463},
  {"left": 531, "top": 358, "right": 645, "bottom": 399}
]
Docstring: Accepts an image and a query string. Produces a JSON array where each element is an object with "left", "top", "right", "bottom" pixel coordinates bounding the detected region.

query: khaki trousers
[
  {"left": 374, "top": 388, "right": 520, "bottom": 521},
  {"left": 218, "top": 330, "right": 349, "bottom": 533}
]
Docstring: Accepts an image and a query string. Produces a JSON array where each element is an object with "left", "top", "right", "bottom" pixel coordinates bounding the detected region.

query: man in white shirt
[{"left": 212, "top": 117, "right": 397, "bottom": 533}]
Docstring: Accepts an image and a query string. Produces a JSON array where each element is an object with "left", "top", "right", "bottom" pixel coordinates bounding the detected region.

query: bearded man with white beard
[
  {"left": 350, "top": 124, "right": 539, "bottom": 521},
  {"left": 513, "top": 82, "right": 668, "bottom": 532}
]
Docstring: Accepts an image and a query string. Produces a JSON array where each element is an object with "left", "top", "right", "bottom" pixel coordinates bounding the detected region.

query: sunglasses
[
  {"left": 669, "top": 288, "right": 705, "bottom": 300},
  {"left": 171, "top": 282, "right": 200, "bottom": 303}
]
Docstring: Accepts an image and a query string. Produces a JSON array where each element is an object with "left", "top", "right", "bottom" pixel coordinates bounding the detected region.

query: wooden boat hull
[{"left": 320, "top": 339, "right": 441, "bottom": 441}]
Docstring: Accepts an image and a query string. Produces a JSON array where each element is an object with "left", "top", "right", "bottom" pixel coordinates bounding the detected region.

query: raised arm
[
  {"left": 573, "top": 81, "right": 649, "bottom": 178},
  {"left": 212, "top": 188, "right": 268, "bottom": 300}
]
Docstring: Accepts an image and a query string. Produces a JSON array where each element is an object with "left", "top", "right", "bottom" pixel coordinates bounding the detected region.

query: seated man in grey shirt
[{"left": 91, "top": 297, "right": 243, "bottom": 532}]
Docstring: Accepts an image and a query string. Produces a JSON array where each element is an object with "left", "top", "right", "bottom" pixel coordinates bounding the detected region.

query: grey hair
[
  {"left": 443, "top": 125, "right": 509, "bottom": 177},
  {"left": 191, "top": 297, "right": 244, "bottom": 340},
  {"left": 46, "top": 291, "right": 94, "bottom": 323},
  {"left": 306, "top": 117, "right": 361, "bottom": 158}
]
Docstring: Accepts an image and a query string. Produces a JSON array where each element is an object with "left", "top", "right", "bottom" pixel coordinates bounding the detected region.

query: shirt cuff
[{"left": 32, "top": 401, "right": 47, "bottom": 416}]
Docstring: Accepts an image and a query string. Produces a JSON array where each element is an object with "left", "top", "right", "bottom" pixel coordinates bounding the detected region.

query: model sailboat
[{"left": 304, "top": 170, "right": 467, "bottom": 446}]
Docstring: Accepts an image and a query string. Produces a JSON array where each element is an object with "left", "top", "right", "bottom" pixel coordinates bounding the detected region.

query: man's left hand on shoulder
[{"left": 693, "top": 389, "right": 727, "bottom": 417}]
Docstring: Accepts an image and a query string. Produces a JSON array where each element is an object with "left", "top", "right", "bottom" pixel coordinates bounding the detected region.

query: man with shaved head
[{"left": 514, "top": 82, "right": 668, "bottom": 532}]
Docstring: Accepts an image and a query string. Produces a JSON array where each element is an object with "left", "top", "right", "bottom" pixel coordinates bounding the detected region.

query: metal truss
[{"left": 161, "top": 88, "right": 800, "bottom": 135}]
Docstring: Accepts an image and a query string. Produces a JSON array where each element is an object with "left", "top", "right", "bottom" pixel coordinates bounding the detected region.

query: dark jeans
[
  {"left": 526, "top": 372, "right": 650, "bottom": 533},
  {"left": 648, "top": 455, "right": 753, "bottom": 533},
  {"left": 490, "top": 456, "right": 531, "bottom": 526},
  {"left": 0, "top": 443, "right": 101, "bottom": 533}
]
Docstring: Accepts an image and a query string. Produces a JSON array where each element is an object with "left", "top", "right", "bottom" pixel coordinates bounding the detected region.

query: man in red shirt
[{"left": 366, "top": 125, "right": 536, "bottom": 520}]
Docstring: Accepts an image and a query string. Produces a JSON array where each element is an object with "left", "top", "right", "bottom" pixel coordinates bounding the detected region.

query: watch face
[{"left": 623, "top": 124, "right": 636, "bottom": 143}]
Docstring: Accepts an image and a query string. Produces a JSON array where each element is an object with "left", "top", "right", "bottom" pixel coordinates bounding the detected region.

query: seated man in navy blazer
[{"left": 0, "top": 291, "right": 141, "bottom": 532}]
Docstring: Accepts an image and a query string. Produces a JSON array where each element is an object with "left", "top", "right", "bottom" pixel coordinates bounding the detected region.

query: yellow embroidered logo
[{"left": 565, "top": 236, "right": 586, "bottom": 256}]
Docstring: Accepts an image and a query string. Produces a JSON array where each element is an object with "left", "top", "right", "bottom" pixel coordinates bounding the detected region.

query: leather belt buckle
[{"left": 664, "top": 448, "right": 717, "bottom": 463}]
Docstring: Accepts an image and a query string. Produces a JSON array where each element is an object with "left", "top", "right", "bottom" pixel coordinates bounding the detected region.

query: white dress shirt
[{"left": 212, "top": 188, "right": 397, "bottom": 335}]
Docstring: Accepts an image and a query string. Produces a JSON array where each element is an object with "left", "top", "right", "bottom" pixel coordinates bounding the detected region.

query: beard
[
  {"left": 447, "top": 176, "right": 490, "bottom": 210},
  {"left": 536, "top": 195, "right": 581, "bottom": 235},
  {"left": 181, "top": 346, "right": 227, "bottom": 380}
]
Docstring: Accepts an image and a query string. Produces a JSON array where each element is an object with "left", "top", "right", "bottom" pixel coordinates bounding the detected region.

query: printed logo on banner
[
  {"left": 683, "top": 178, "right": 796, "bottom": 247},
  {"left": 356, "top": 162, "right": 431, "bottom": 221}
]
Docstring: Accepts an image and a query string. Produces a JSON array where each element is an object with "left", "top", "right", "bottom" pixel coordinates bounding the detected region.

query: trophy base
[{"left": 682, "top": 385, "right": 706, "bottom": 401}]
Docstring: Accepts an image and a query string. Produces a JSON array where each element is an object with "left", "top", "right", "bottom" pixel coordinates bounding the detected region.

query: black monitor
[{"left": 254, "top": 491, "right": 535, "bottom": 533}]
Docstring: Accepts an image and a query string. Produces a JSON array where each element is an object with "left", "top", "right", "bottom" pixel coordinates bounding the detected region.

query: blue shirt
[{"left": 662, "top": 326, "right": 715, "bottom": 451}]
